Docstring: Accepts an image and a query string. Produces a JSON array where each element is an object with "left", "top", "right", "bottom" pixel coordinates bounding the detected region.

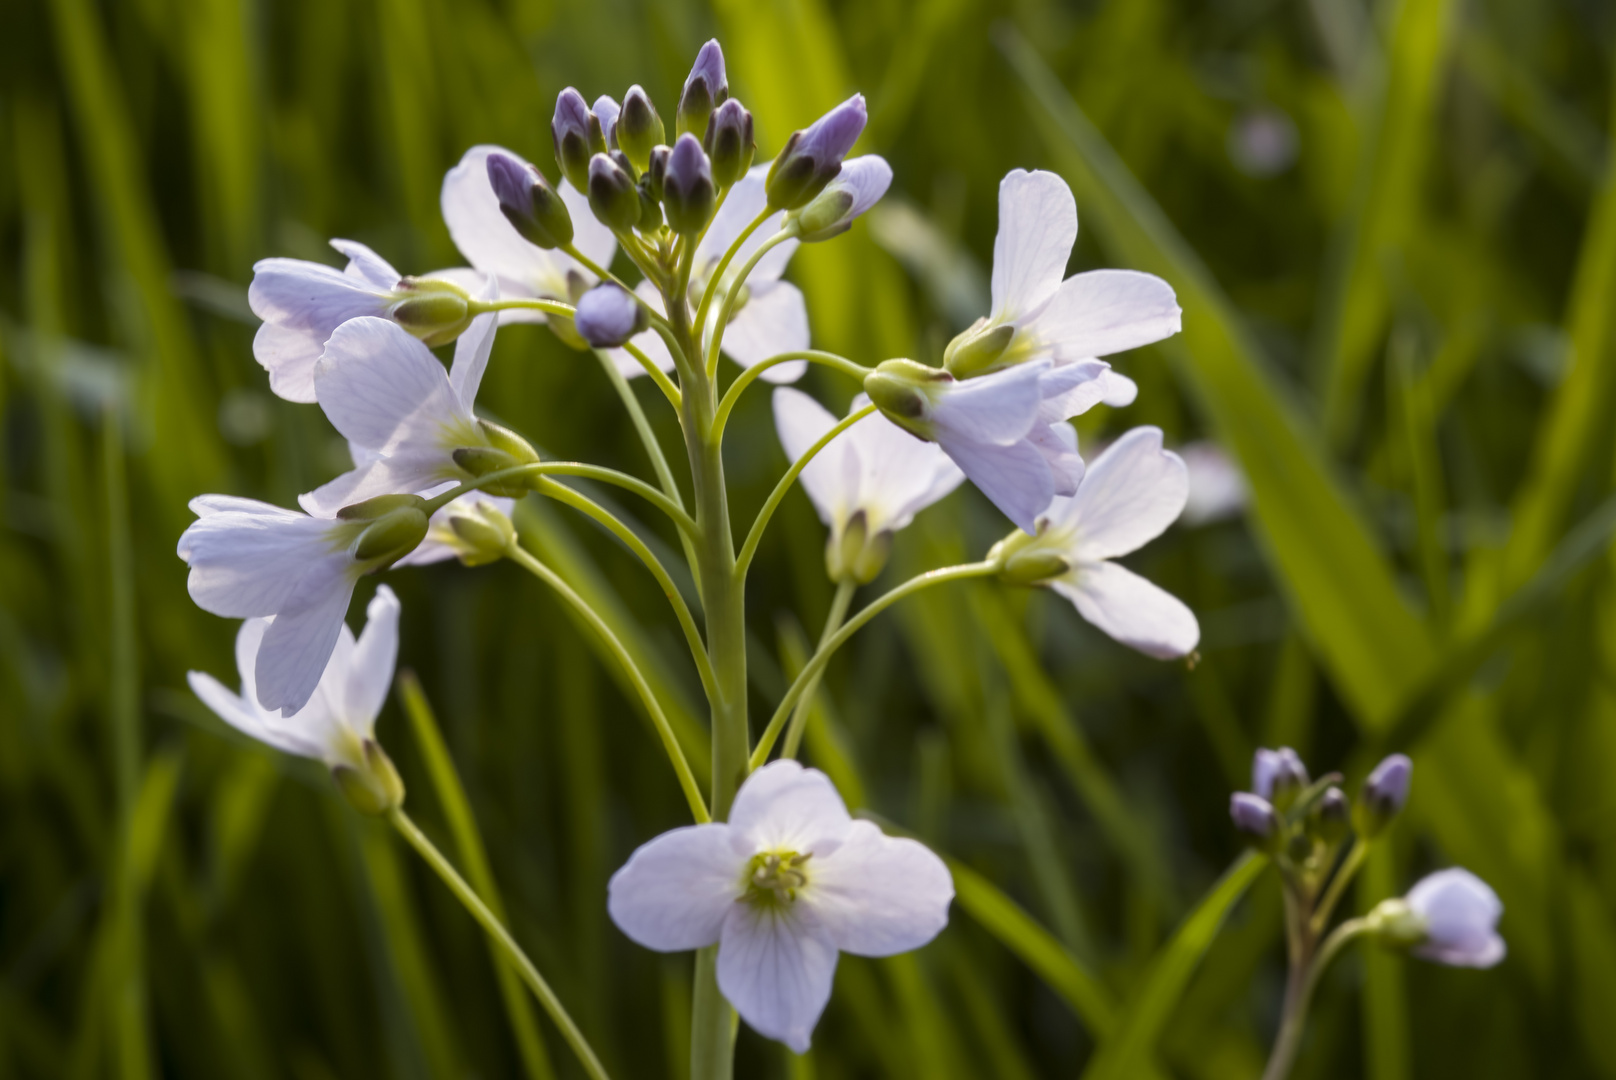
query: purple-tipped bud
[
  {"left": 644, "top": 144, "right": 671, "bottom": 202},
  {"left": 766, "top": 94, "right": 868, "bottom": 210},
  {"left": 553, "top": 88, "right": 599, "bottom": 193},
  {"left": 486, "top": 152, "right": 574, "bottom": 250},
  {"left": 617, "top": 86, "right": 664, "bottom": 173},
  {"left": 588, "top": 153, "right": 641, "bottom": 231},
  {"left": 593, "top": 95, "right": 622, "bottom": 152},
  {"left": 663, "top": 134, "right": 716, "bottom": 236},
  {"left": 573, "top": 283, "right": 648, "bottom": 348},
  {"left": 1252, "top": 746, "right": 1309, "bottom": 808},
  {"left": 704, "top": 99, "right": 755, "bottom": 188},
  {"left": 1313, "top": 786, "right": 1350, "bottom": 844},
  {"left": 796, "top": 154, "right": 892, "bottom": 242},
  {"left": 678, "top": 39, "right": 729, "bottom": 139},
  {"left": 1230, "top": 792, "right": 1280, "bottom": 849},
  {"left": 1357, "top": 753, "right": 1413, "bottom": 837}
]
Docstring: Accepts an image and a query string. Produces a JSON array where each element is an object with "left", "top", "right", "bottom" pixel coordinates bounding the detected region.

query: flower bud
[
  {"left": 453, "top": 421, "right": 541, "bottom": 497},
  {"left": 704, "top": 99, "right": 755, "bottom": 189},
  {"left": 593, "top": 96, "right": 621, "bottom": 153},
  {"left": 486, "top": 152, "right": 573, "bottom": 250},
  {"left": 824, "top": 510, "right": 893, "bottom": 585},
  {"left": 1000, "top": 547, "right": 1070, "bottom": 587},
  {"left": 795, "top": 155, "right": 892, "bottom": 242},
  {"left": 766, "top": 94, "right": 867, "bottom": 210},
  {"left": 663, "top": 134, "right": 716, "bottom": 236},
  {"left": 334, "top": 739, "right": 406, "bottom": 815},
  {"left": 1312, "top": 786, "right": 1350, "bottom": 845},
  {"left": 943, "top": 321, "right": 1016, "bottom": 378},
  {"left": 644, "top": 144, "right": 671, "bottom": 202},
  {"left": 389, "top": 277, "right": 474, "bottom": 346},
  {"left": 445, "top": 500, "right": 517, "bottom": 566},
  {"left": 1252, "top": 746, "right": 1309, "bottom": 810},
  {"left": 617, "top": 86, "right": 664, "bottom": 173},
  {"left": 864, "top": 359, "right": 952, "bottom": 439},
  {"left": 588, "top": 152, "right": 641, "bottom": 231},
  {"left": 553, "top": 88, "right": 599, "bottom": 193},
  {"left": 677, "top": 39, "right": 728, "bottom": 140},
  {"left": 1356, "top": 753, "right": 1412, "bottom": 838},
  {"left": 340, "top": 495, "right": 431, "bottom": 567},
  {"left": 574, "top": 283, "right": 649, "bottom": 348},
  {"left": 1230, "top": 792, "right": 1281, "bottom": 850}
]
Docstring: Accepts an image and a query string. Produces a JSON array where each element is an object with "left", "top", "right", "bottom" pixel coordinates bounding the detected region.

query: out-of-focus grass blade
[
  {"left": 1000, "top": 26, "right": 1436, "bottom": 727},
  {"left": 1080, "top": 853, "right": 1266, "bottom": 1080},
  {"left": 1312, "top": 0, "right": 1455, "bottom": 445},
  {"left": 775, "top": 617, "right": 866, "bottom": 810},
  {"left": 945, "top": 857, "right": 1116, "bottom": 1038},
  {"left": 1360, "top": 841, "right": 1411, "bottom": 1080},
  {"left": 1566, "top": 869, "right": 1616, "bottom": 1074},
  {"left": 1389, "top": 330, "right": 1451, "bottom": 629},
  {"left": 374, "top": 0, "right": 443, "bottom": 249},
  {"left": 177, "top": 0, "right": 261, "bottom": 269},
  {"left": 884, "top": 954, "right": 967, "bottom": 1080},
  {"left": 944, "top": 949, "right": 1039, "bottom": 1080},
  {"left": 397, "top": 672, "right": 556, "bottom": 1080}
]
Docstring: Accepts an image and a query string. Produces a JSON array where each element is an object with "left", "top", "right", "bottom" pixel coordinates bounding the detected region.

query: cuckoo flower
[
  {"left": 1375, "top": 869, "right": 1505, "bottom": 969},
  {"left": 440, "top": 144, "right": 617, "bottom": 333},
  {"left": 991, "top": 426, "right": 1199, "bottom": 659},
  {"left": 607, "top": 165, "right": 809, "bottom": 382},
  {"left": 608, "top": 760, "right": 953, "bottom": 1053},
  {"left": 773, "top": 388, "right": 963, "bottom": 583},
  {"left": 189, "top": 587, "right": 405, "bottom": 813},
  {"left": 249, "top": 240, "right": 476, "bottom": 403},
  {"left": 943, "top": 169, "right": 1181, "bottom": 383},
  {"left": 177, "top": 495, "right": 428, "bottom": 715}
]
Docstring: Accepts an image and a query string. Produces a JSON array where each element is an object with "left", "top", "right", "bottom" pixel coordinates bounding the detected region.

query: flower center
[{"left": 744, "top": 850, "right": 812, "bottom": 906}]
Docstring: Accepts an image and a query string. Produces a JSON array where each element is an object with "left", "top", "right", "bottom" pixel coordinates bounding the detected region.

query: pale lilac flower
[
  {"left": 608, "top": 760, "right": 953, "bottom": 1053},
  {"left": 795, "top": 156, "right": 893, "bottom": 242},
  {"left": 440, "top": 144, "right": 616, "bottom": 326},
  {"left": 993, "top": 427, "right": 1198, "bottom": 658},
  {"left": 1179, "top": 441, "right": 1248, "bottom": 525},
  {"left": 248, "top": 240, "right": 474, "bottom": 403},
  {"left": 608, "top": 166, "right": 808, "bottom": 382},
  {"left": 1403, "top": 869, "right": 1506, "bottom": 968}
]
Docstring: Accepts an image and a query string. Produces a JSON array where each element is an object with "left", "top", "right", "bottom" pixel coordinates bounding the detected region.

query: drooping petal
[
  {"left": 989, "top": 170, "right": 1076, "bottom": 322},
  {"left": 314, "top": 317, "right": 469, "bottom": 455},
  {"left": 250, "top": 322, "right": 325, "bottom": 404},
  {"left": 608, "top": 824, "right": 743, "bottom": 951},
  {"left": 248, "top": 256, "right": 397, "bottom": 403},
  {"left": 728, "top": 760, "right": 854, "bottom": 855},
  {"left": 937, "top": 435, "right": 1054, "bottom": 535},
  {"left": 253, "top": 558, "right": 360, "bottom": 715},
  {"left": 1037, "top": 361, "right": 1136, "bottom": 422},
  {"left": 845, "top": 398, "right": 963, "bottom": 535},
  {"left": 717, "top": 902, "right": 838, "bottom": 1054},
  {"left": 772, "top": 388, "right": 850, "bottom": 528},
  {"left": 1027, "top": 269, "right": 1181, "bottom": 361},
  {"left": 179, "top": 510, "right": 342, "bottom": 618},
  {"left": 1406, "top": 869, "right": 1506, "bottom": 968},
  {"left": 1026, "top": 420, "right": 1084, "bottom": 498},
  {"left": 1059, "top": 427, "right": 1188, "bottom": 561},
  {"left": 722, "top": 282, "right": 809, "bottom": 381},
  {"left": 1052, "top": 559, "right": 1199, "bottom": 659},
  {"left": 804, "top": 820, "right": 953, "bottom": 957},
  {"left": 929, "top": 362, "right": 1045, "bottom": 446},
  {"left": 187, "top": 671, "right": 320, "bottom": 759},
  {"left": 447, "top": 275, "right": 500, "bottom": 410},
  {"left": 344, "top": 586, "right": 400, "bottom": 738}
]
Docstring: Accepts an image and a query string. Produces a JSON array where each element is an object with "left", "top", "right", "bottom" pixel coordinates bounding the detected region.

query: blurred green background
[{"left": 5, "top": 0, "right": 1616, "bottom": 1076}]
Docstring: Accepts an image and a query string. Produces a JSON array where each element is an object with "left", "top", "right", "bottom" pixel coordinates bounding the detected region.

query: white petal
[
  {"left": 728, "top": 760, "right": 854, "bottom": 855},
  {"left": 772, "top": 388, "right": 849, "bottom": 528},
  {"left": 700, "top": 167, "right": 795, "bottom": 283},
  {"left": 937, "top": 434, "right": 1053, "bottom": 535},
  {"left": 344, "top": 585, "right": 400, "bottom": 737},
  {"left": 722, "top": 283, "right": 809, "bottom": 381},
  {"left": 717, "top": 903, "right": 838, "bottom": 1054},
  {"left": 188, "top": 670, "right": 321, "bottom": 759},
  {"left": 1027, "top": 421, "right": 1084, "bottom": 498},
  {"left": 179, "top": 511, "right": 341, "bottom": 617},
  {"left": 251, "top": 322, "right": 322, "bottom": 403},
  {"left": 253, "top": 559, "right": 359, "bottom": 715},
  {"left": 314, "top": 317, "right": 468, "bottom": 455},
  {"left": 188, "top": 495, "right": 302, "bottom": 520},
  {"left": 249, "top": 256, "right": 395, "bottom": 402},
  {"left": 831, "top": 155, "right": 892, "bottom": 222},
  {"left": 447, "top": 276, "right": 500, "bottom": 411},
  {"left": 990, "top": 170, "right": 1076, "bottom": 322},
  {"left": 1179, "top": 441, "right": 1248, "bottom": 525},
  {"left": 1407, "top": 869, "right": 1506, "bottom": 968},
  {"left": 297, "top": 450, "right": 452, "bottom": 518},
  {"left": 1038, "top": 361, "right": 1135, "bottom": 421},
  {"left": 930, "top": 363, "right": 1045, "bottom": 446},
  {"left": 805, "top": 821, "right": 952, "bottom": 957},
  {"left": 330, "top": 239, "right": 402, "bottom": 290},
  {"left": 1053, "top": 559, "right": 1199, "bottom": 659},
  {"left": 608, "top": 824, "right": 742, "bottom": 951},
  {"left": 1064, "top": 427, "right": 1188, "bottom": 561},
  {"left": 1027, "top": 269, "right": 1181, "bottom": 360},
  {"left": 848, "top": 404, "right": 964, "bottom": 534}
]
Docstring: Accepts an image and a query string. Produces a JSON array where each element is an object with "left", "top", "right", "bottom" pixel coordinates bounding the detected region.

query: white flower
[
  {"left": 866, "top": 356, "right": 1133, "bottom": 533},
  {"left": 995, "top": 426, "right": 1199, "bottom": 659},
  {"left": 1179, "top": 441, "right": 1247, "bottom": 525},
  {"left": 607, "top": 165, "right": 809, "bottom": 382},
  {"left": 249, "top": 240, "right": 475, "bottom": 403},
  {"left": 177, "top": 495, "right": 427, "bottom": 714},
  {"left": 440, "top": 144, "right": 617, "bottom": 325},
  {"left": 188, "top": 586, "right": 399, "bottom": 770},
  {"left": 943, "top": 169, "right": 1181, "bottom": 382},
  {"left": 1404, "top": 869, "right": 1506, "bottom": 968},
  {"left": 607, "top": 760, "right": 953, "bottom": 1053},
  {"left": 773, "top": 387, "right": 962, "bottom": 580}
]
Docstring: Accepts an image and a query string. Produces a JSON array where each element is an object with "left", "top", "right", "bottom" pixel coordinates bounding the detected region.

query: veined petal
[
  {"left": 1027, "top": 421, "right": 1084, "bottom": 498},
  {"left": 250, "top": 323, "right": 323, "bottom": 404},
  {"left": 930, "top": 363, "right": 1045, "bottom": 446},
  {"left": 937, "top": 434, "right": 1053, "bottom": 535},
  {"left": 1063, "top": 427, "right": 1188, "bottom": 560},
  {"left": 297, "top": 449, "right": 452, "bottom": 518},
  {"left": 990, "top": 170, "right": 1076, "bottom": 322},
  {"left": 721, "top": 283, "right": 808, "bottom": 381},
  {"left": 188, "top": 494, "right": 303, "bottom": 520},
  {"left": 806, "top": 821, "right": 953, "bottom": 957},
  {"left": 1053, "top": 559, "right": 1199, "bottom": 659},
  {"left": 772, "top": 388, "right": 850, "bottom": 528},
  {"left": 344, "top": 585, "right": 400, "bottom": 738},
  {"left": 179, "top": 510, "right": 343, "bottom": 617},
  {"left": 729, "top": 760, "right": 854, "bottom": 855},
  {"left": 248, "top": 255, "right": 397, "bottom": 402},
  {"left": 253, "top": 558, "right": 360, "bottom": 715},
  {"left": 1038, "top": 361, "right": 1136, "bottom": 422},
  {"left": 608, "top": 824, "right": 742, "bottom": 951},
  {"left": 187, "top": 670, "right": 322, "bottom": 759},
  {"left": 1028, "top": 269, "right": 1181, "bottom": 360},
  {"left": 314, "top": 317, "right": 468, "bottom": 455},
  {"left": 448, "top": 274, "right": 500, "bottom": 410},
  {"left": 717, "top": 902, "right": 838, "bottom": 1054},
  {"left": 846, "top": 398, "right": 963, "bottom": 534},
  {"left": 330, "top": 239, "right": 402, "bottom": 290}
]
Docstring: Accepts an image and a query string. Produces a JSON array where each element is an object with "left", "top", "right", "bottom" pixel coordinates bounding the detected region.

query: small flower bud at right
[
  {"left": 663, "top": 134, "right": 716, "bottom": 236},
  {"left": 574, "top": 283, "right": 648, "bottom": 348},
  {"left": 704, "top": 99, "right": 755, "bottom": 188},
  {"left": 765, "top": 94, "right": 868, "bottom": 210},
  {"left": 1312, "top": 786, "right": 1350, "bottom": 845},
  {"left": 795, "top": 155, "right": 892, "bottom": 242},
  {"left": 1356, "top": 752, "right": 1412, "bottom": 838},
  {"left": 553, "top": 88, "right": 598, "bottom": 193},
  {"left": 677, "top": 39, "right": 728, "bottom": 139},
  {"left": 592, "top": 96, "right": 620, "bottom": 153}
]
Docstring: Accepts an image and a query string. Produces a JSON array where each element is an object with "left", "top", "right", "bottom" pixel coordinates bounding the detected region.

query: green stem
[
  {"left": 1261, "top": 918, "right": 1370, "bottom": 1080},
  {"left": 779, "top": 579, "right": 856, "bottom": 761},
  {"left": 734, "top": 404, "right": 878, "bottom": 579},
  {"left": 387, "top": 807, "right": 611, "bottom": 1080},
  {"left": 750, "top": 561, "right": 1003, "bottom": 769},
  {"left": 705, "top": 229, "right": 798, "bottom": 379},
  {"left": 477, "top": 298, "right": 576, "bottom": 320},
  {"left": 1310, "top": 838, "right": 1369, "bottom": 936},
  {"left": 422, "top": 462, "right": 698, "bottom": 538},
  {"left": 507, "top": 543, "right": 709, "bottom": 823},
  {"left": 711, "top": 350, "right": 872, "bottom": 437},
  {"left": 693, "top": 209, "right": 771, "bottom": 344}
]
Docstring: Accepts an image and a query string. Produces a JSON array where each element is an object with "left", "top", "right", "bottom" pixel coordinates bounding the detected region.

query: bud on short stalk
[
  {"left": 1312, "top": 786, "right": 1351, "bottom": 846},
  {"left": 334, "top": 739, "right": 406, "bottom": 815},
  {"left": 617, "top": 86, "right": 664, "bottom": 173},
  {"left": 644, "top": 144, "right": 671, "bottom": 202},
  {"left": 863, "top": 358, "right": 951, "bottom": 439},
  {"left": 766, "top": 94, "right": 868, "bottom": 210},
  {"left": 704, "top": 99, "right": 755, "bottom": 188},
  {"left": 1253, "top": 746, "right": 1310, "bottom": 812},
  {"left": 1230, "top": 792, "right": 1282, "bottom": 852},
  {"left": 486, "top": 152, "right": 573, "bottom": 250},
  {"left": 553, "top": 87, "right": 600, "bottom": 193},
  {"left": 825, "top": 511, "right": 893, "bottom": 585},
  {"left": 446, "top": 501, "right": 517, "bottom": 566},
  {"left": 452, "top": 421, "right": 541, "bottom": 497},
  {"left": 338, "top": 494, "right": 432, "bottom": 569},
  {"left": 389, "top": 278, "right": 474, "bottom": 346},
  {"left": 1356, "top": 753, "right": 1413, "bottom": 839},
  {"left": 664, "top": 134, "right": 716, "bottom": 236},
  {"left": 677, "top": 39, "right": 728, "bottom": 140},
  {"left": 574, "top": 283, "right": 649, "bottom": 348},
  {"left": 592, "top": 96, "right": 621, "bottom": 153},
  {"left": 795, "top": 155, "right": 892, "bottom": 242},
  {"left": 589, "top": 152, "right": 642, "bottom": 232},
  {"left": 943, "top": 321, "right": 1016, "bottom": 378}
]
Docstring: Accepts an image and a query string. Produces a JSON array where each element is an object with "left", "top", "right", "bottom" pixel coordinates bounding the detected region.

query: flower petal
[
  {"left": 248, "top": 255, "right": 396, "bottom": 402},
  {"left": 930, "top": 363, "right": 1045, "bottom": 446},
  {"left": 447, "top": 275, "right": 500, "bottom": 411},
  {"left": 936, "top": 434, "right": 1053, "bottom": 535},
  {"left": 728, "top": 760, "right": 854, "bottom": 855},
  {"left": 329, "top": 239, "right": 402, "bottom": 290},
  {"left": 990, "top": 170, "right": 1076, "bottom": 322},
  {"left": 717, "top": 902, "right": 838, "bottom": 1054},
  {"left": 188, "top": 670, "right": 317, "bottom": 759},
  {"left": 1060, "top": 427, "right": 1188, "bottom": 561},
  {"left": 250, "top": 323, "right": 323, "bottom": 404},
  {"left": 1407, "top": 869, "right": 1506, "bottom": 968},
  {"left": 606, "top": 283, "right": 676, "bottom": 379},
  {"left": 1028, "top": 269, "right": 1181, "bottom": 360},
  {"left": 805, "top": 820, "right": 953, "bottom": 957},
  {"left": 253, "top": 559, "right": 359, "bottom": 715},
  {"left": 772, "top": 388, "right": 849, "bottom": 528},
  {"left": 1052, "top": 559, "right": 1199, "bottom": 659},
  {"left": 1027, "top": 421, "right": 1084, "bottom": 498},
  {"left": 179, "top": 510, "right": 340, "bottom": 618},
  {"left": 700, "top": 167, "right": 795, "bottom": 282},
  {"left": 851, "top": 405, "right": 964, "bottom": 535},
  {"left": 721, "top": 283, "right": 809, "bottom": 381},
  {"left": 298, "top": 450, "right": 452, "bottom": 518},
  {"left": 314, "top": 317, "right": 467, "bottom": 455},
  {"left": 608, "top": 823, "right": 742, "bottom": 951},
  {"left": 344, "top": 585, "right": 400, "bottom": 738}
]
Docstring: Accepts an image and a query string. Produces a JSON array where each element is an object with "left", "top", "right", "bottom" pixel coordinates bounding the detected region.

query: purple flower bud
[
  {"left": 678, "top": 40, "right": 729, "bottom": 139},
  {"left": 765, "top": 94, "right": 868, "bottom": 210},
  {"left": 588, "top": 153, "right": 640, "bottom": 231},
  {"left": 1312, "top": 786, "right": 1350, "bottom": 844},
  {"left": 1402, "top": 868, "right": 1505, "bottom": 968},
  {"left": 1252, "top": 747, "right": 1309, "bottom": 806},
  {"left": 663, "top": 133, "right": 715, "bottom": 236},
  {"left": 485, "top": 152, "right": 573, "bottom": 250},
  {"left": 1357, "top": 752, "right": 1413, "bottom": 836},
  {"left": 796, "top": 155, "right": 892, "bottom": 242},
  {"left": 593, "top": 95, "right": 621, "bottom": 151},
  {"left": 1229, "top": 792, "right": 1280, "bottom": 847},
  {"left": 704, "top": 99, "right": 755, "bottom": 188},
  {"left": 617, "top": 86, "right": 664, "bottom": 172},
  {"left": 553, "top": 88, "right": 599, "bottom": 193},
  {"left": 573, "top": 283, "right": 647, "bottom": 348}
]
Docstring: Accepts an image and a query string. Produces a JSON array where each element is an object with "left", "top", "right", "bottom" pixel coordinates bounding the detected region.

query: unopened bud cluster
[{"left": 1228, "top": 746, "right": 1410, "bottom": 858}]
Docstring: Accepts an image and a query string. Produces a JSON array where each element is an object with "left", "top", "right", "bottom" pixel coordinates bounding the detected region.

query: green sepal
[{"left": 333, "top": 740, "right": 406, "bottom": 815}]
